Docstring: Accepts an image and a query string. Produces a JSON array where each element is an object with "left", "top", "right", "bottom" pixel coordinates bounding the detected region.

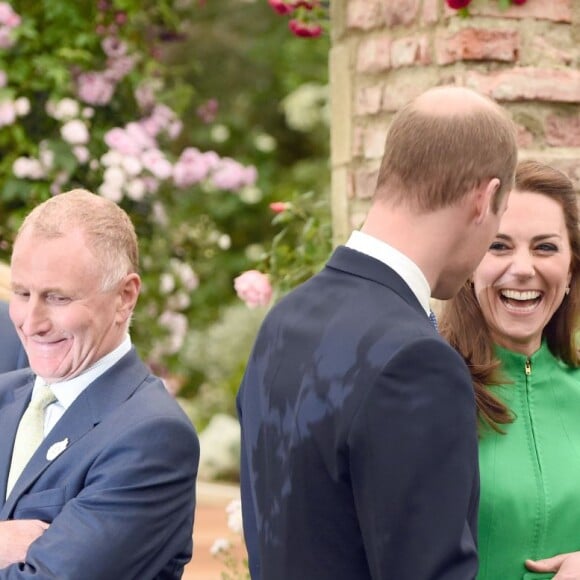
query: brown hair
[
  {"left": 15, "top": 188, "right": 139, "bottom": 291},
  {"left": 440, "top": 160, "right": 580, "bottom": 432},
  {"left": 375, "top": 94, "right": 517, "bottom": 212}
]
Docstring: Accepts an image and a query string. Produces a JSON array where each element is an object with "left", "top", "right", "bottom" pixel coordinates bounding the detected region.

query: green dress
[{"left": 477, "top": 340, "right": 580, "bottom": 580}]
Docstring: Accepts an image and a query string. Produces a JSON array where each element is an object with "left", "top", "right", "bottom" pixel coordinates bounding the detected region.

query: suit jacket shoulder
[{"left": 0, "top": 302, "right": 28, "bottom": 373}]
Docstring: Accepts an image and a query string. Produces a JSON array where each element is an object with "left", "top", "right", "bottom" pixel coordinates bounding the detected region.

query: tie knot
[
  {"left": 428, "top": 310, "right": 439, "bottom": 332},
  {"left": 30, "top": 383, "right": 57, "bottom": 411}
]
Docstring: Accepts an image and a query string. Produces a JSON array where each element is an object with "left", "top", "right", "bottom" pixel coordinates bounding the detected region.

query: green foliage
[
  {"left": 265, "top": 189, "right": 332, "bottom": 296},
  {"left": 0, "top": 0, "right": 330, "bottom": 410}
]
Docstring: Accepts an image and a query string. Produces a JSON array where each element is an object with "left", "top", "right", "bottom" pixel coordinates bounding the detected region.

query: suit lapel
[
  {"left": 1, "top": 349, "right": 150, "bottom": 515},
  {"left": 0, "top": 379, "right": 34, "bottom": 504}
]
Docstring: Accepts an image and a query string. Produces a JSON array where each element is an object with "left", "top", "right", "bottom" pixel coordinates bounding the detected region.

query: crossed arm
[
  {"left": 0, "top": 415, "right": 199, "bottom": 579},
  {"left": 0, "top": 521, "right": 48, "bottom": 568}
]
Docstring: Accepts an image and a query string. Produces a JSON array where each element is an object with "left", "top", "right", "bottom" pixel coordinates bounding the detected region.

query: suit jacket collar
[
  {"left": 0, "top": 371, "right": 35, "bottom": 503},
  {"left": 326, "top": 246, "right": 426, "bottom": 316},
  {"left": 0, "top": 348, "right": 150, "bottom": 514}
]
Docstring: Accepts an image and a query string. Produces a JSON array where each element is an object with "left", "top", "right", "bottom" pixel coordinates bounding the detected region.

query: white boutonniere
[{"left": 46, "top": 438, "right": 69, "bottom": 461}]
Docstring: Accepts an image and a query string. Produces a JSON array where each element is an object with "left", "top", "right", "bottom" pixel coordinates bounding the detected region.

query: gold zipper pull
[{"left": 525, "top": 359, "right": 532, "bottom": 376}]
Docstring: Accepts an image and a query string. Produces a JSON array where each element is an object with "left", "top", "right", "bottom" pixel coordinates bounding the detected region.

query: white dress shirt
[
  {"left": 345, "top": 230, "right": 431, "bottom": 315},
  {"left": 34, "top": 335, "right": 132, "bottom": 436}
]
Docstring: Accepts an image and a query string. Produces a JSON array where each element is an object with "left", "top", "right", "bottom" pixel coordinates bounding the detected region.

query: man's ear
[
  {"left": 474, "top": 178, "right": 501, "bottom": 225},
  {"left": 116, "top": 273, "right": 141, "bottom": 324}
]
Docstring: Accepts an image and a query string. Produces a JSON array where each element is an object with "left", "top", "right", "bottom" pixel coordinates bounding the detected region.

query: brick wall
[{"left": 329, "top": 0, "right": 580, "bottom": 243}]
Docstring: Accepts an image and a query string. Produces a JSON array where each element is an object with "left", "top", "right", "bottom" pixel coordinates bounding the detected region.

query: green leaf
[{"left": 1, "top": 178, "right": 29, "bottom": 202}]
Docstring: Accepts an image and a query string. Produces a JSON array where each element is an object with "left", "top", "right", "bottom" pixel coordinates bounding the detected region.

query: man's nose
[{"left": 19, "top": 298, "right": 50, "bottom": 335}]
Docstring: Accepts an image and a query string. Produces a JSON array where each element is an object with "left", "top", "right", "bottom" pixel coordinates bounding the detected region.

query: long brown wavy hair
[{"left": 440, "top": 160, "right": 580, "bottom": 432}]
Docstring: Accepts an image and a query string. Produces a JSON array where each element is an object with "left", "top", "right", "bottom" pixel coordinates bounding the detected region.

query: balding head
[
  {"left": 374, "top": 85, "right": 518, "bottom": 212},
  {"left": 15, "top": 188, "right": 139, "bottom": 291},
  {"left": 414, "top": 85, "right": 499, "bottom": 116}
]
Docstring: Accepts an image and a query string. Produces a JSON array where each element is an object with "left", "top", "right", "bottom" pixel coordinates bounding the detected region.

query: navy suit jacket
[
  {"left": 0, "top": 348, "right": 200, "bottom": 580},
  {"left": 0, "top": 302, "right": 28, "bottom": 372},
  {"left": 238, "top": 246, "right": 479, "bottom": 579}
]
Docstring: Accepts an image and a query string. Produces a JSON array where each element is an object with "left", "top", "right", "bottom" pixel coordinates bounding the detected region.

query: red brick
[
  {"left": 391, "top": 35, "right": 431, "bottom": 68},
  {"left": 358, "top": 124, "right": 389, "bottom": 159},
  {"left": 357, "top": 35, "right": 391, "bottom": 73},
  {"left": 346, "top": 0, "right": 383, "bottom": 31},
  {"left": 436, "top": 28, "right": 519, "bottom": 65},
  {"left": 355, "top": 85, "right": 383, "bottom": 116},
  {"left": 347, "top": 172, "right": 355, "bottom": 200},
  {"left": 353, "top": 166, "right": 380, "bottom": 199},
  {"left": 421, "top": 0, "right": 439, "bottom": 24},
  {"left": 545, "top": 115, "right": 580, "bottom": 147},
  {"left": 352, "top": 125, "right": 365, "bottom": 158},
  {"left": 466, "top": 67, "right": 580, "bottom": 103},
  {"left": 381, "top": 71, "right": 455, "bottom": 112},
  {"left": 384, "top": 0, "right": 420, "bottom": 27},
  {"left": 444, "top": 0, "right": 572, "bottom": 23},
  {"left": 515, "top": 123, "right": 534, "bottom": 148},
  {"left": 530, "top": 36, "right": 573, "bottom": 66}
]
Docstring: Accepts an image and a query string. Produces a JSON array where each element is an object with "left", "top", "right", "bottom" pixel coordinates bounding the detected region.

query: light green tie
[{"left": 6, "top": 384, "right": 57, "bottom": 498}]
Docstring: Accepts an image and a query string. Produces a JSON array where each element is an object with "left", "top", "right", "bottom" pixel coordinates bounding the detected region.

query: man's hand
[
  {"left": 526, "top": 552, "right": 580, "bottom": 580},
  {"left": 0, "top": 520, "right": 49, "bottom": 568}
]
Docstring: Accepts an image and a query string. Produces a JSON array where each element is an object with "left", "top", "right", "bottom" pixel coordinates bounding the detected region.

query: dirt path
[{"left": 183, "top": 482, "right": 247, "bottom": 580}]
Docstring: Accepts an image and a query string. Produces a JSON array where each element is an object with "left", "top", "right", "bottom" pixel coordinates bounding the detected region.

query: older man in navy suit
[
  {"left": 238, "top": 86, "right": 519, "bottom": 579},
  {"left": 0, "top": 189, "right": 199, "bottom": 579},
  {"left": 0, "top": 302, "right": 27, "bottom": 372}
]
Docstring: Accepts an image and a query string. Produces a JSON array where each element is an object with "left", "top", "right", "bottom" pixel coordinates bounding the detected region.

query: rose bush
[
  {"left": 0, "top": 0, "right": 265, "bottom": 378},
  {"left": 0, "top": 0, "right": 330, "bottom": 413},
  {"left": 446, "top": 0, "right": 528, "bottom": 14},
  {"left": 266, "top": 0, "right": 328, "bottom": 37}
]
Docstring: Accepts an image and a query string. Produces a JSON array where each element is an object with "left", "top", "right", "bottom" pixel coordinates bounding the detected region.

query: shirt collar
[
  {"left": 346, "top": 230, "right": 431, "bottom": 315},
  {"left": 34, "top": 335, "right": 132, "bottom": 410}
]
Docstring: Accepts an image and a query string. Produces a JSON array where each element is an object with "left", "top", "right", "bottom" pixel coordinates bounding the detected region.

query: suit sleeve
[
  {"left": 0, "top": 415, "right": 199, "bottom": 580},
  {"left": 348, "top": 337, "right": 479, "bottom": 580},
  {"left": 237, "top": 385, "right": 261, "bottom": 580}
]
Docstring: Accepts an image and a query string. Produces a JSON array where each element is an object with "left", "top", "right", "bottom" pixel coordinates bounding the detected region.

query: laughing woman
[{"left": 440, "top": 160, "right": 580, "bottom": 580}]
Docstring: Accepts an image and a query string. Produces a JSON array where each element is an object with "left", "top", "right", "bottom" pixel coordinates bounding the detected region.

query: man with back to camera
[
  {"left": 237, "top": 86, "right": 518, "bottom": 579},
  {"left": 0, "top": 189, "right": 200, "bottom": 579}
]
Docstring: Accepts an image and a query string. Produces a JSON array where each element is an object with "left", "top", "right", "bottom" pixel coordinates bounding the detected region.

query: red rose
[
  {"left": 293, "top": 1, "right": 318, "bottom": 9},
  {"left": 288, "top": 19, "right": 322, "bottom": 38},
  {"left": 268, "top": 0, "right": 295, "bottom": 15},
  {"left": 446, "top": 0, "right": 472, "bottom": 8},
  {"left": 511, "top": 0, "right": 527, "bottom": 4}
]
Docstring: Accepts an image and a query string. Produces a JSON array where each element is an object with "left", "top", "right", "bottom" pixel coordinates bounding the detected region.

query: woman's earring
[{"left": 565, "top": 286, "right": 570, "bottom": 296}]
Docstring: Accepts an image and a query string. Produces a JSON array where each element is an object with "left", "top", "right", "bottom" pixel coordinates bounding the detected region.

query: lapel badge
[{"left": 46, "top": 438, "right": 69, "bottom": 461}]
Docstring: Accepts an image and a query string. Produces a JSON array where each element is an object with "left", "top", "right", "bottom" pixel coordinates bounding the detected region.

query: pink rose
[
  {"left": 76, "top": 71, "right": 115, "bottom": 106},
  {"left": 104, "top": 127, "right": 142, "bottom": 157},
  {"left": 234, "top": 270, "right": 273, "bottom": 308},
  {"left": 0, "top": 3, "right": 20, "bottom": 28}
]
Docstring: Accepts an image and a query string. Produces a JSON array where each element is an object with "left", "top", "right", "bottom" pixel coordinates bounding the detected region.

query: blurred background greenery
[{"left": 0, "top": 0, "right": 331, "bottom": 451}]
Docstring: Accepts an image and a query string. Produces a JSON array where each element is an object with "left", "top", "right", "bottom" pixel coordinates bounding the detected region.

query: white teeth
[{"left": 500, "top": 289, "right": 541, "bottom": 301}]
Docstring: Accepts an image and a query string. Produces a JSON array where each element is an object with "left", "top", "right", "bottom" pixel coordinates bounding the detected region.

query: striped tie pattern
[{"left": 428, "top": 310, "right": 439, "bottom": 332}]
